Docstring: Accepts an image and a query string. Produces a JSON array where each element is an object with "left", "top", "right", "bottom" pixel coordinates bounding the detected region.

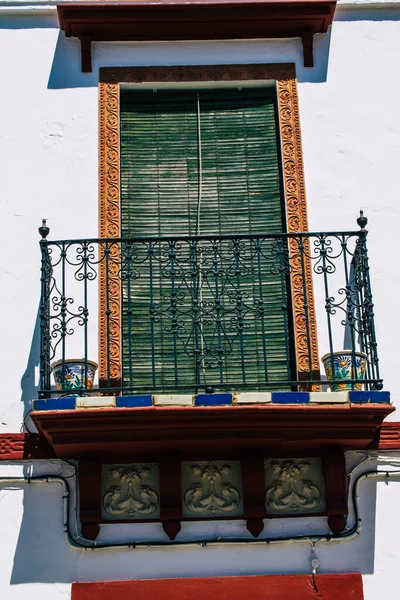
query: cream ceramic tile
[
  {"left": 233, "top": 392, "right": 272, "bottom": 404},
  {"left": 75, "top": 396, "right": 116, "bottom": 409},
  {"left": 153, "top": 394, "right": 194, "bottom": 406},
  {"left": 309, "top": 392, "right": 348, "bottom": 404}
]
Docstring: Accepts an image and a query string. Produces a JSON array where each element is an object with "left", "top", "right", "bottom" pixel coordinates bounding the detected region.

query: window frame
[{"left": 98, "top": 63, "right": 319, "bottom": 391}]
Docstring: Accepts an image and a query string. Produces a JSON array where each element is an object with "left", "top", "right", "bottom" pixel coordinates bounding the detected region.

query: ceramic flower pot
[
  {"left": 51, "top": 359, "right": 98, "bottom": 393},
  {"left": 321, "top": 350, "right": 367, "bottom": 392}
]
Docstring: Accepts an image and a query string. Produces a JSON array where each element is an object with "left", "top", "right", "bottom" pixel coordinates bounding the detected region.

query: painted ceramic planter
[
  {"left": 51, "top": 359, "right": 98, "bottom": 393},
  {"left": 321, "top": 351, "right": 367, "bottom": 392}
]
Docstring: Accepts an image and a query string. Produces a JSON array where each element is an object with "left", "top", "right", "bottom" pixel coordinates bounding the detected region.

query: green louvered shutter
[{"left": 120, "top": 88, "right": 292, "bottom": 392}]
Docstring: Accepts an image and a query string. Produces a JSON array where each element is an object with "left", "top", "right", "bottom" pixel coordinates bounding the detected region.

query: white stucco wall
[
  {"left": 1, "top": 453, "right": 400, "bottom": 599},
  {"left": 1, "top": 1, "right": 400, "bottom": 598}
]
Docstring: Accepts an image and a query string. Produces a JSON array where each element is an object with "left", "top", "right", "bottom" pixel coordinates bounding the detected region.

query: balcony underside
[{"left": 31, "top": 403, "right": 394, "bottom": 459}]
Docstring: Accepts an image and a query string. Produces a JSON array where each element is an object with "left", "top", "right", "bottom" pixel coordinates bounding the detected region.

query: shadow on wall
[
  {"left": 47, "top": 30, "right": 332, "bottom": 90},
  {"left": 0, "top": 13, "right": 57, "bottom": 30},
  {"left": 20, "top": 308, "right": 41, "bottom": 432},
  {"left": 335, "top": 6, "right": 400, "bottom": 22},
  {"left": 47, "top": 33, "right": 98, "bottom": 89},
  {"left": 9, "top": 461, "right": 380, "bottom": 584},
  {"left": 4, "top": 4, "right": 400, "bottom": 91},
  {"left": 10, "top": 466, "right": 80, "bottom": 585}
]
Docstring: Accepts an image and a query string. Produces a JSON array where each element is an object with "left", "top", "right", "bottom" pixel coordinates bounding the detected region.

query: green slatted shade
[{"left": 120, "top": 88, "right": 292, "bottom": 392}]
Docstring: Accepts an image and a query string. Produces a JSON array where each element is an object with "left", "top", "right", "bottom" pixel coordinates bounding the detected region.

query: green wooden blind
[{"left": 120, "top": 88, "right": 292, "bottom": 392}]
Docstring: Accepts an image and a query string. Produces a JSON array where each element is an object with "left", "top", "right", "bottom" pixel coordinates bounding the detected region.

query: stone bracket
[
  {"left": 301, "top": 32, "right": 315, "bottom": 68},
  {"left": 80, "top": 38, "right": 92, "bottom": 73}
]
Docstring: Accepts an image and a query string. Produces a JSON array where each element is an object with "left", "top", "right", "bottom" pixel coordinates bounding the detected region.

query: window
[
  {"left": 98, "top": 65, "right": 319, "bottom": 392},
  {"left": 119, "top": 87, "right": 293, "bottom": 392}
]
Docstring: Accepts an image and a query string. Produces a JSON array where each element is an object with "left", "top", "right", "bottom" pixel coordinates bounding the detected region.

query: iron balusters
[{"left": 38, "top": 216, "right": 382, "bottom": 397}]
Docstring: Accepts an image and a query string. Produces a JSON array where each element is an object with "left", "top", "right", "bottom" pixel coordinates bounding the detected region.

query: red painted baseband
[
  {"left": 378, "top": 422, "right": 400, "bottom": 449},
  {"left": 0, "top": 433, "right": 54, "bottom": 460},
  {"left": 72, "top": 574, "right": 364, "bottom": 600}
]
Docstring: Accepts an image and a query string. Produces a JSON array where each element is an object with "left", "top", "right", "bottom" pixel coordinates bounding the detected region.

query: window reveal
[{"left": 119, "top": 88, "right": 294, "bottom": 392}]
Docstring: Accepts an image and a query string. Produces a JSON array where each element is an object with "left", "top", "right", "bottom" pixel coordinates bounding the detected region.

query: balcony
[
  {"left": 38, "top": 216, "right": 382, "bottom": 397},
  {"left": 31, "top": 215, "right": 393, "bottom": 540}
]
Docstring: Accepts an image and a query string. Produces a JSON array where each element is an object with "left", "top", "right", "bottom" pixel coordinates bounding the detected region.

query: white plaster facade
[{"left": 1, "top": 0, "right": 400, "bottom": 597}]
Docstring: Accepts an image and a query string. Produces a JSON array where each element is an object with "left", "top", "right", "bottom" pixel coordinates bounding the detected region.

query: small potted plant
[
  {"left": 321, "top": 350, "right": 367, "bottom": 392},
  {"left": 51, "top": 358, "right": 98, "bottom": 394}
]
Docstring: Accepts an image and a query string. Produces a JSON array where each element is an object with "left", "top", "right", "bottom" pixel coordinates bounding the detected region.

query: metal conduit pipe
[{"left": 1, "top": 469, "right": 400, "bottom": 550}]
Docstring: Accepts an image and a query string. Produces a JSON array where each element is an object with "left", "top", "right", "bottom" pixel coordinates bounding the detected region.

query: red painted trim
[
  {"left": 0, "top": 434, "right": 25, "bottom": 460},
  {"left": 379, "top": 422, "right": 400, "bottom": 449},
  {"left": 71, "top": 573, "right": 364, "bottom": 600},
  {"left": 0, "top": 433, "right": 54, "bottom": 461}
]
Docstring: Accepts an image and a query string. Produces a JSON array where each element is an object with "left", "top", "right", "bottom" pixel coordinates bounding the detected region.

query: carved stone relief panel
[
  {"left": 265, "top": 458, "right": 325, "bottom": 515},
  {"left": 101, "top": 464, "right": 160, "bottom": 520},
  {"left": 182, "top": 461, "right": 243, "bottom": 518}
]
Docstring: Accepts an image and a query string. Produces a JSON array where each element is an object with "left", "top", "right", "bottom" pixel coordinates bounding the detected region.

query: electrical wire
[{"left": 1, "top": 467, "right": 400, "bottom": 550}]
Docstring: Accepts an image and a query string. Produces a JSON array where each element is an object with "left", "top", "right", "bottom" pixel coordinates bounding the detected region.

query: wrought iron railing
[{"left": 38, "top": 213, "right": 382, "bottom": 397}]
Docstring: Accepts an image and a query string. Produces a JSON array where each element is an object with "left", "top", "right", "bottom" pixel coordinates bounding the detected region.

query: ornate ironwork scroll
[{"left": 98, "top": 64, "right": 319, "bottom": 389}]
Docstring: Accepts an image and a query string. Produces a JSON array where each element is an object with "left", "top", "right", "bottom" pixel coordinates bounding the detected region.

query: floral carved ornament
[
  {"left": 102, "top": 465, "right": 159, "bottom": 519},
  {"left": 183, "top": 461, "right": 242, "bottom": 517},
  {"left": 265, "top": 459, "right": 325, "bottom": 514}
]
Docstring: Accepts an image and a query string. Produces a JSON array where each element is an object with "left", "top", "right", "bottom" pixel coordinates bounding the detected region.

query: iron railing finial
[
  {"left": 357, "top": 210, "right": 368, "bottom": 230},
  {"left": 39, "top": 219, "right": 50, "bottom": 239}
]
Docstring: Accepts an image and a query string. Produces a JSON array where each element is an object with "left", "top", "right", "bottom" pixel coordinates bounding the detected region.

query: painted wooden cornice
[
  {"left": 57, "top": 0, "right": 337, "bottom": 71},
  {"left": 27, "top": 404, "right": 393, "bottom": 458},
  {"left": 1, "top": 411, "right": 397, "bottom": 462}
]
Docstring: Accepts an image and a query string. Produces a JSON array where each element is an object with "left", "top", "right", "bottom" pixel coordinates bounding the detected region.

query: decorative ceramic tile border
[{"left": 32, "top": 390, "right": 391, "bottom": 411}]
